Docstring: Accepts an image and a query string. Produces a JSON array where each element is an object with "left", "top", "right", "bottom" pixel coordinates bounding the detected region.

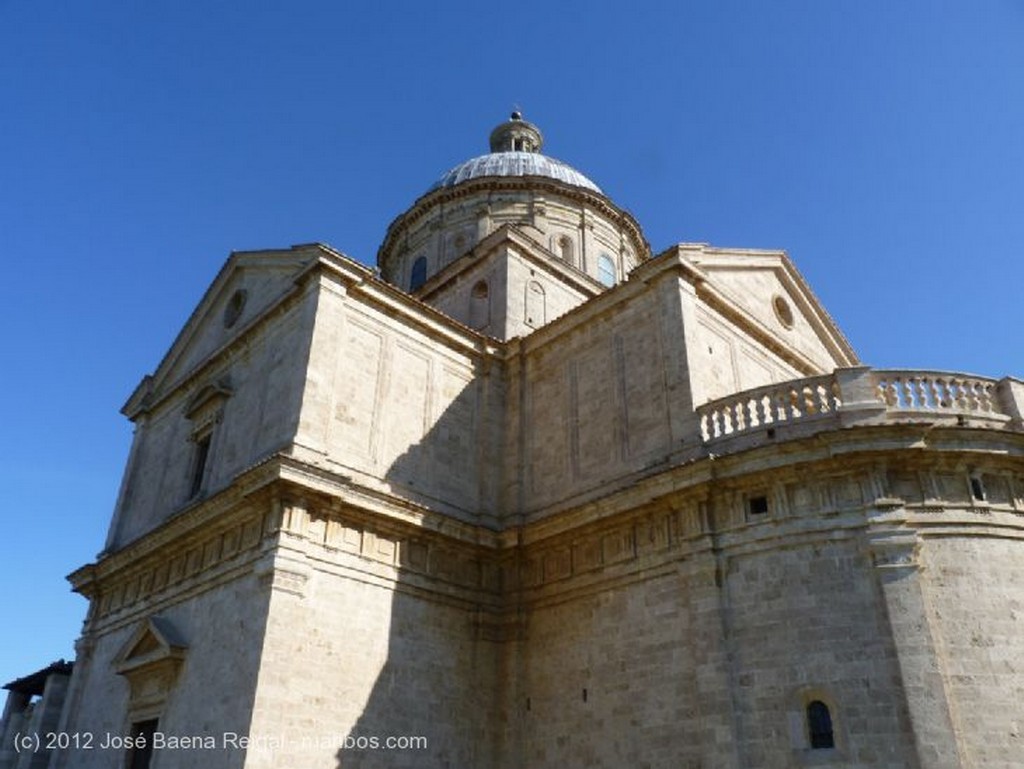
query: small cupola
[{"left": 489, "top": 111, "right": 543, "bottom": 153}]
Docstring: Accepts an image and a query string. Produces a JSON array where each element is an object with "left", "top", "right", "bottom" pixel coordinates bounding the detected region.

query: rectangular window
[
  {"left": 127, "top": 719, "right": 158, "bottom": 769},
  {"left": 747, "top": 494, "right": 770, "bottom": 517},
  {"left": 189, "top": 434, "right": 211, "bottom": 498}
]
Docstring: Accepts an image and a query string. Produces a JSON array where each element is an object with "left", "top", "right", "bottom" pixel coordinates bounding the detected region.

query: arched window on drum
[
  {"left": 597, "top": 253, "right": 616, "bottom": 287},
  {"left": 409, "top": 256, "right": 428, "bottom": 291}
]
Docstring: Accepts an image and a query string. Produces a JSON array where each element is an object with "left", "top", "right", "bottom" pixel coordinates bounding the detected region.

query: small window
[
  {"left": 127, "top": 719, "right": 159, "bottom": 769},
  {"left": 747, "top": 495, "right": 769, "bottom": 517},
  {"left": 807, "top": 700, "right": 834, "bottom": 749},
  {"left": 597, "top": 254, "right": 616, "bottom": 287},
  {"left": 189, "top": 433, "right": 211, "bottom": 499},
  {"left": 410, "top": 256, "right": 428, "bottom": 291},
  {"left": 969, "top": 475, "right": 986, "bottom": 502}
]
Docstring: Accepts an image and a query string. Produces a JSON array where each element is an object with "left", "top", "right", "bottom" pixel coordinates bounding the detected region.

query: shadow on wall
[
  {"left": 382, "top": 371, "right": 489, "bottom": 524},
  {"left": 333, "top": 376, "right": 504, "bottom": 769}
]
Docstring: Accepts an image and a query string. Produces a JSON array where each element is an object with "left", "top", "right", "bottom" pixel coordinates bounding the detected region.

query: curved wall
[{"left": 377, "top": 178, "right": 648, "bottom": 295}]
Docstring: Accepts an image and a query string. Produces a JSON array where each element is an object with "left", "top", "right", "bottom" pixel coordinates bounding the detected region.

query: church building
[{"left": 7, "top": 113, "right": 1024, "bottom": 769}]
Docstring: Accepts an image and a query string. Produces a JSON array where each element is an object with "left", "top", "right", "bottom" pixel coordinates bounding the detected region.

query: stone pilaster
[
  {"left": 867, "top": 524, "right": 964, "bottom": 769},
  {"left": 680, "top": 530, "right": 743, "bottom": 769}
]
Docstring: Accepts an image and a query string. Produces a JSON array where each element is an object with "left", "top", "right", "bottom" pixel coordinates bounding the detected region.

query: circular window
[
  {"left": 223, "top": 289, "right": 247, "bottom": 328},
  {"left": 772, "top": 295, "right": 794, "bottom": 329}
]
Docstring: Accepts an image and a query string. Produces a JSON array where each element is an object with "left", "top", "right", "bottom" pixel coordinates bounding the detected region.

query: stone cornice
[
  {"left": 314, "top": 244, "right": 507, "bottom": 361},
  {"left": 273, "top": 453, "right": 504, "bottom": 548},
  {"left": 70, "top": 423, "right": 1024, "bottom": 625},
  {"left": 69, "top": 451, "right": 504, "bottom": 595}
]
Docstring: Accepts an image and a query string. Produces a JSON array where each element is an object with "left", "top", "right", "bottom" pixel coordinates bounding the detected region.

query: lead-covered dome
[
  {"left": 430, "top": 152, "right": 602, "bottom": 193},
  {"left": 428, "top": 111, "right": 602, "bottom": 194}
]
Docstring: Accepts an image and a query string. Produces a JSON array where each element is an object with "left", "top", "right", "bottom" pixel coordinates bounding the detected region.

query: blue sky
[{"left": 2, "top": 1, "right": 1022, "bottom": 686}]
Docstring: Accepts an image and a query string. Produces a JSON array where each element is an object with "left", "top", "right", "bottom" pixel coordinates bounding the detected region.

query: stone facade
[{"left": 14, "top": 114, "right": 1023, "bottom": 769}]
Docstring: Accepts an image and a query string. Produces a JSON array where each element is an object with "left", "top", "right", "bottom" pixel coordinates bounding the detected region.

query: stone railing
[
  {"left": 873, "top": 370, "right": 997, "bottom": 414},
  {"left": 699, "top": 374, "right": 841, "bottom": 441},
  {"left": 698, "top": 367, "right": 1024, "bottom": 444}
]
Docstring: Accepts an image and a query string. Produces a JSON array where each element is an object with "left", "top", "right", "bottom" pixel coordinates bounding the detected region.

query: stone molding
[{"left": 73, "top": 430, "right": 1024, "bottom": 634}]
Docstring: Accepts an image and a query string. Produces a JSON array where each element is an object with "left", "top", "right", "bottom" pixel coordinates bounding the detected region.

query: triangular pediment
[
  {"left": 123, "top": 245, "right": 324, "bottom": 419},
  {"left": 682, "top": 246, "right": 858, "bottom": 372},
  {"left": 115, "top": 616, "right": 188, "bottom": 676},
  {"left": 410, "top": 224, "right": 606, "bottom": 340},
  {"left": 418, "top": 223, "right": 605, "bottom": 301}
]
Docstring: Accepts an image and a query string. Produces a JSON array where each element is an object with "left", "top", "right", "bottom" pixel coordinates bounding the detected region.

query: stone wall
[
  {"left": 56, "top": 559, "right": 270, "bottom": 769},
  {"left": 294, "top": 272, "right": 503, "bottom": 527},
  {"left": 245, "top": 500, "right": 500, "bottom": 769},
  {"left": 510, "top": 272, "right": 692, "bottom": 517},
  {"left": 107, "top": 273, "right": 317, "bottom": 550},
  {"left": 918, "top": 530, "right": 1024, "bottom": 768}
]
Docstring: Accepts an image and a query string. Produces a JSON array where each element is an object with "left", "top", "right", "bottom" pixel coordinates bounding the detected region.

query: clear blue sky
[{"left": 2, "top": 1, "right": 1022, "bottom": 686}]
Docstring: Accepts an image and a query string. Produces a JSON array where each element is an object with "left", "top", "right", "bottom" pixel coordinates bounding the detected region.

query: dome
[
  {"left": 427, "top": 111, "right": 602, "bottom": 194},
  {"left": 429, "top": 151, "right": 602, "bottom": 194}
]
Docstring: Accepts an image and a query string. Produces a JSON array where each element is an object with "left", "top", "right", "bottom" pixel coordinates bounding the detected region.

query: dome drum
[
  {"left": 378, "top": 178, "right": 646, "bottom": 297},
  {"left": 378, "top": 113, "right": 647, "bottom": 300}
]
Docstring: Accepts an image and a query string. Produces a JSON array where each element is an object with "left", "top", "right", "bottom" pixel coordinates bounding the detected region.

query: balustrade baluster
[
  {"left": 912, "top": 377, "right": 928, "bottom": 408},
  {"left": 953, "top": 379, "right": 968, "bottom": 410},
  {"left": 799, "top": 386, "right": 812, "bottom": 415},
  {"left": 963, "top": 381, "right": 978, "bottom": 411},
  {"left": 733, "top": 401, "right": 746, "bottom": 432},
  {"left": 979, "top": 383, "right": 994, "bottom": 412},
  {"left": 786, "top": 387, "right": 800, "bottom": 419},
  {"left": 898, "top": 377, "right": 913, "bottom": 408},
  {"left": 878, "top": 380, "right": 894, "bottom": 407},
  {"left": 927, "top": 377, "right": 938, "bottom": 407},
  {"left": 970, "top": 381, "right": 986, "bottom": 412},
  {"left": 773, "top": 391, "right": 787, "bottom": 422}
]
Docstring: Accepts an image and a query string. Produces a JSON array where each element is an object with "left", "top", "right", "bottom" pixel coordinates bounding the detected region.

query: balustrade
[
  {"left": 698, "top": 368, "right": 1011, "bottom": 444},
  {"left": 699, "top": 374, "right": 840, "bottom": 441},
  {"left": 873, "top": 371, "right": 997, "bottom": 414}
]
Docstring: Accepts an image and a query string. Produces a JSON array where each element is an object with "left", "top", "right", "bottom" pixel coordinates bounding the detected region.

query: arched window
[
  {"left": 410, "top": 256, "right": 428, "bottom": 291},
  {"left": 525, "top": 280, "right": 546, "bottom": 328},
  {"left": 597, "top": 253, "right": 616, "bottom": 287},
  {"left": 469, "top": 280, "right": 490, "bottom": 329},
  {"left": 806, "top": 700, "right": 835, "bottom": 749}
]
